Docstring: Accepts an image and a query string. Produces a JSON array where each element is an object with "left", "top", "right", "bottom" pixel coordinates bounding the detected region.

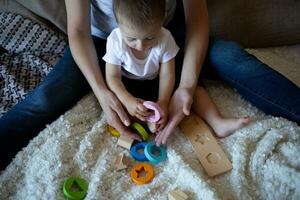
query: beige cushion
[
  {"left": 208, "top": 0, "right": 300, "bottom": 47},
  {"left": 15, "top": 0, "right": 67, "bottom": 34}
]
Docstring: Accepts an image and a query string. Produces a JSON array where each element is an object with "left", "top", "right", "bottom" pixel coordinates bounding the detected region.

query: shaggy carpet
[{"left": 0, "top": 45, "right": 299, "bottom": 200}]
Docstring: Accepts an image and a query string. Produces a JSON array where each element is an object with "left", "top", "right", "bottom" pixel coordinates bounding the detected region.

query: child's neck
[{"left": 130, "top": 48, "right": 150, "bottom": 60}]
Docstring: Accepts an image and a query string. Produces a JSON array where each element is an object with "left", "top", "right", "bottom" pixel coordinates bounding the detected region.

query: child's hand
[
  {"left": 125, "top": 97, "right": 150, "bottom": 121},
  {"left": 155, "top": 101, "right": 168, "bottom": 131}
]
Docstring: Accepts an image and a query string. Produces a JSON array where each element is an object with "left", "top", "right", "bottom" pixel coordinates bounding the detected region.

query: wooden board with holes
[{"left": 179, "top": 113, "right": 232, "bottom": 177}]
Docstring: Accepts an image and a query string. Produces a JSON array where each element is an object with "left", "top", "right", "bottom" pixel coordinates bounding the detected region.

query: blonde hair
[{"left": 113, "top": 0, "right": 165, "bottom": 28}]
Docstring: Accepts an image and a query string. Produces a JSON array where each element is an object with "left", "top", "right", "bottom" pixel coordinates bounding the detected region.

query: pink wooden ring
[{"left": 143, "top": 101, "right": 163, "bottom": 123}]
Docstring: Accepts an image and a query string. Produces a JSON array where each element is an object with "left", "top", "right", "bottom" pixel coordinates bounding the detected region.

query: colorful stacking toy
[
  {"left": 130, "top": 142, "right": 148, "bottom": 161},
  {"left": 144, "top": 141, "right": 167, "bottom": 164},
  {"left": 63, "top": 177, "right": 88, "bottom": 200},
  {"left": 143, "top": 101, "right": 163, "bottom": 123},
  {"left": 107, "top": 101, "right": 167, "bottom": 185},
  {"left": 131, "top": 163, "right": 154, "bottom": 185},
  {"left": 131, "top": 122, "right": 149, "bottom": 141}
]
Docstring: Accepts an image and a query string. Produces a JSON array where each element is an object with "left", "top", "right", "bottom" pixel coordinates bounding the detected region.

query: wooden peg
[
  {"left": 114, "top": 153, "right": 130, "bottom": 171},
  {"left": 168, "top": 188, "right": 188, "bottom": 200}
]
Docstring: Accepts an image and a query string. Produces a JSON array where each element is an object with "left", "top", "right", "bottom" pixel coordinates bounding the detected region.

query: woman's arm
[
  {"left": 65, "top": 0, "right": 106, "bottom": 97},
  {"left": 180, "top": 0, "right": 209, "bottom": 94},
  {"left": 155, "top": 0, "right": 209, "bottom": 145},
  {"left": 65, "top": 0, "right": 139, "bottom": 139}
]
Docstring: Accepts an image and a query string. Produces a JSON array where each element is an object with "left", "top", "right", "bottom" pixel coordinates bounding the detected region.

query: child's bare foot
[{"left": 211, "top": 116, "right": 250, "bottom": 138}]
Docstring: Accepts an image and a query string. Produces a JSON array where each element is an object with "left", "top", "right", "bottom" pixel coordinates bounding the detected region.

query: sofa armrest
[
  {"left": 0, "top": 0, "right": 51, "bottom": 28},
  {"left": 15, "top": 0, "right": 67, "bottom": 34}
]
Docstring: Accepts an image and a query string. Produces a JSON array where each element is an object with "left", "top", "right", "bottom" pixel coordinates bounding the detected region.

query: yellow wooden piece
[{"left": 107, "top": 124, "right": 120, "bottom": 137}]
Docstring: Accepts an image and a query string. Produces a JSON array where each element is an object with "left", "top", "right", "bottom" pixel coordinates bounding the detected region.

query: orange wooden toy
[{"left": 130, "top": 163, "right": 154, "bottom": 185}]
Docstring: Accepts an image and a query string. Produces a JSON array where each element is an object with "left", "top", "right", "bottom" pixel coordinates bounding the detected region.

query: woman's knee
[
  {"left": 209, "top": 39, "right": 245, "bottom": 61},
  {"left": 208, "top": 38, "right": 254, "bottom": 74}
]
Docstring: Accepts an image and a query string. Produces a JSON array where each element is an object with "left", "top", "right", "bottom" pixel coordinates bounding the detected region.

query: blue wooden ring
[
  {"left": 144, "top": 141, "right": 167, "bottom": 164},
  {"left": 130, "top": 142, "right": 148, "bottom": 161}
]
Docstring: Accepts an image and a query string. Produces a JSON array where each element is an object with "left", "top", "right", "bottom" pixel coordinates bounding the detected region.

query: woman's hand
[
  {"left": 155, "top": 87, "right": 193, "bottom": 145},
  {"left": 125, "top": 97, "right": 150, "bottom": 122},
  {"left": 98, "top": 89, "right": 140, "bottom": 140}
]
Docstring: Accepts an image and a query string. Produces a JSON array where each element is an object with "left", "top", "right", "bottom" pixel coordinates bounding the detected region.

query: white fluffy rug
[{"left": 0, "top": 46, "right": 299, "bottom": 200}]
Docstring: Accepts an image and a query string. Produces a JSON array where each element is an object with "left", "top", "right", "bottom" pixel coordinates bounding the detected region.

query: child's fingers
[
  {"left": 136, "top": 109, "right": 150, "bottom": 118},
  {"left": 137, "top": 106, "right": 153, "bottom": 116},
  {"left": 137, "top": 103, "right": 148, "bottom": 113},
  {"left": 135, "top": 113, "right": 147, "bottom": 122}
]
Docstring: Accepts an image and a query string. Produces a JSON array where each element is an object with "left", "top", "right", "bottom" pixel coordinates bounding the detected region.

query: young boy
[
  {"left": 104, "top": 0, "right": 250, "bottom": 139},
  {"left": 104, "top": 0, "right": 176, "bottom": 131}
]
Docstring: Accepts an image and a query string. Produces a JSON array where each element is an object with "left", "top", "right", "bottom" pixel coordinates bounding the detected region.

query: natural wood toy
[
  {"left": 117, "top": 135, "right": 134, "bottom": 150},
  {"left": 130, "top": 163, "right": 154, "bottom": 185},
  {"left": 179, "top": 113, "right": 232, "bottom": 177},
  {"left": 114, "top": 153, "right": 131, "bottom": 171},
  {"left": 147, "top": 121, "right": 157, "bottom": 133},
  {"left": 168, "top": 188, "right": 188, "bottom": 200}
]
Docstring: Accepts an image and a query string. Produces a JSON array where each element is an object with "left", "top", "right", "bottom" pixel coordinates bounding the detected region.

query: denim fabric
[
  {"left": 1, "top": 1, "right": 299, "bottom": 170},
  {"left": 207, "top": 39, "right": 300, "bottom": 123}
]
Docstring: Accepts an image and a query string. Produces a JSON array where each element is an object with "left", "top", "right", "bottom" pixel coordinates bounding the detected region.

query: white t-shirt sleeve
[
  {"left": 160, "top": 30, "right": 179, "bottom": 63},
  {"left": 102, "top": 29, "right": 122, "bottom": 65}
]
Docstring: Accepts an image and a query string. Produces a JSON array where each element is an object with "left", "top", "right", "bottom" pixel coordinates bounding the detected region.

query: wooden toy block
[
  {"left": 168, "top": 188, "right": 188, "bottom": 200},
  {"left": 117, "top": 135, "right": 134, "bottom": 150},
  {"left": 114, "top": 153, "right": 130, "bottom": 171},
  {"left": 179, "top": 113, "right": 232, "bottom": 177}
]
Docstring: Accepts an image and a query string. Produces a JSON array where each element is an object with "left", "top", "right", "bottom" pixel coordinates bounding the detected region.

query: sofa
[
  {"left": 0, "top": 0, "right": 299, "bottom": 199},
  {"left": 1, "top": 0, "right": 300, "bottom": 47}
]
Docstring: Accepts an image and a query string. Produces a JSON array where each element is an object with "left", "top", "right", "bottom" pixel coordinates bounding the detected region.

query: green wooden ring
[
  {"left": 63, "top": 177, "right": 88, "bottom": 200},
  {"left": 131, "top": 122, "right": 149, "bottom": 141}
]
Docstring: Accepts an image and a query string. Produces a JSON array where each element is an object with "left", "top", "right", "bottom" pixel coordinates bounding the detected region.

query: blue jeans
[
  {"left": 1, "top": 9, "right": 299, "bottom": 170},
  {"left": 205, "top": 39, "right": 300, "bottom": 122}
]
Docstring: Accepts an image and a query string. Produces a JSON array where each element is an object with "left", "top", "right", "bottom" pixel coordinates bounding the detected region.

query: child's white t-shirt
[{"left": 103, "top": 27, "right": 179, "bottom": 80}]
